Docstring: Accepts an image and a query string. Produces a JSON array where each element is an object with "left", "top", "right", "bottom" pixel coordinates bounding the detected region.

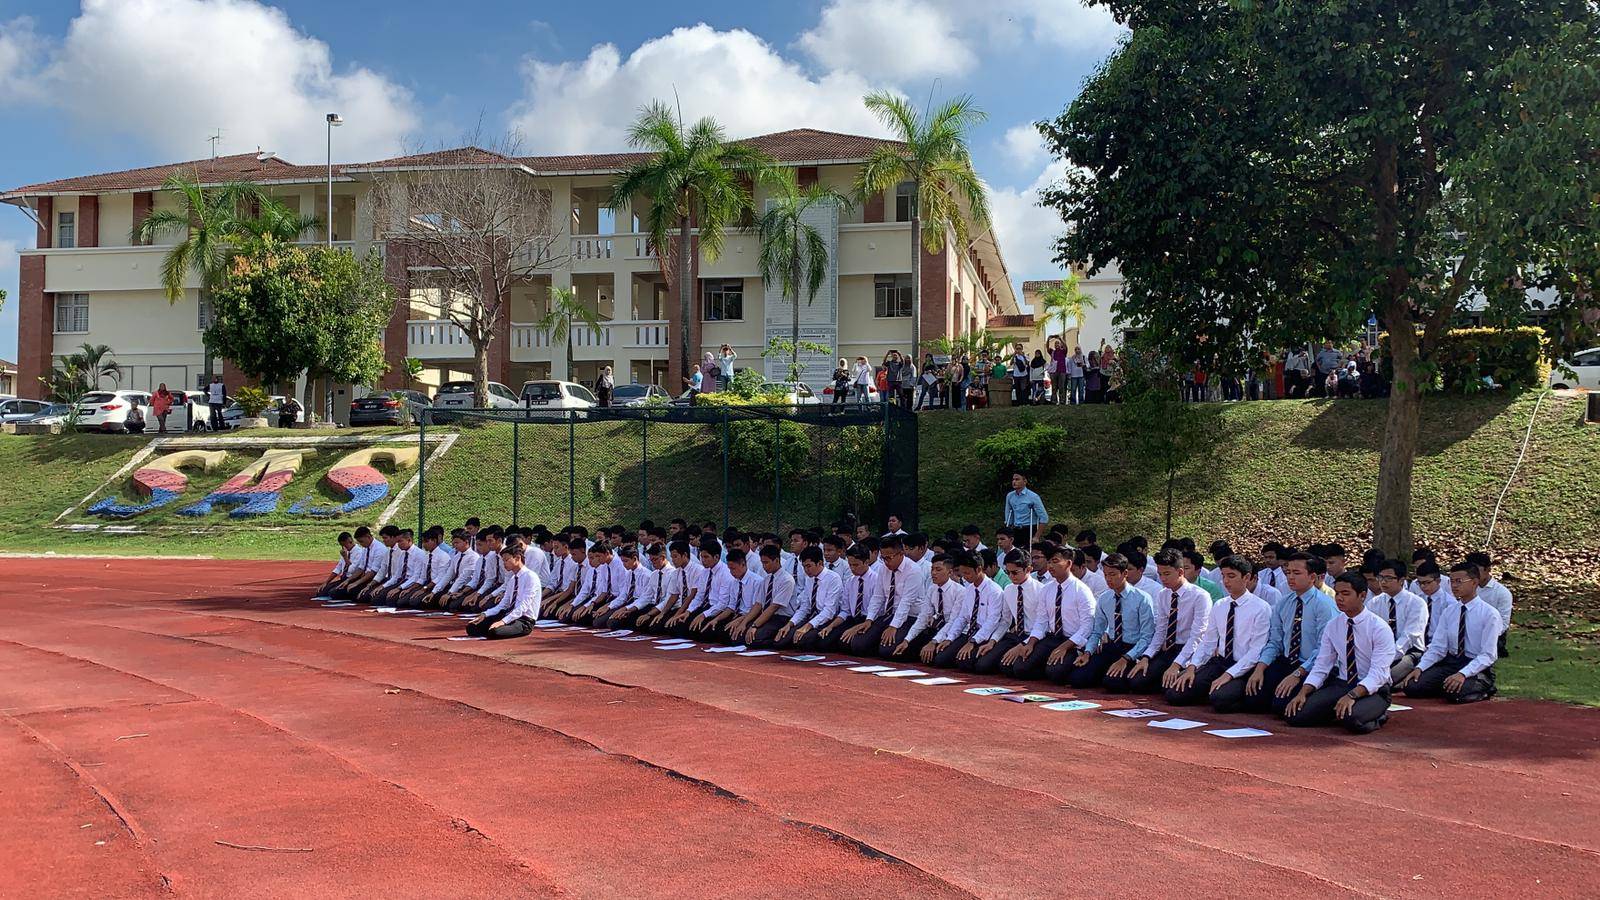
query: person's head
[
  {"left": 1375, "top": 559, "right": 1408, "bottom": 596},
  {"left": 906, "top": 531, "right": 929, "bottom": 558},
  {"left": 669, "top": 539, "right": 692, "bottom": 568},
  {"left": 1075, "top": 529, "right": 1096, "bottom": 549},
  {"left": 669, "top": 518, "right": 687, "bottom": 536},
  {"left": 1208, "top": 540, "right": 1234, "bottom": 565},
  {"left": 448, "top": 529, "right": 469, "bottom": 552},
  {"left": 958, "top": 552, "right": 984, "bottom": 584},
  {"left": 212, "top": 374, "right": 222, "bottom": 383},
  {"left": 618, "top": 544, "right": 640, "bottom": 569},
  {"left": 1323, "top": 543, "right": 1348, "bottom": 577},
  {"left": 930, "top": 554, "right": 953, "bottom": 585},
  {"left": 1082, "top": 545, "right": 1102, "bottom": 571},
  {"left": 588, "top": 543, "right": 612, "bottom": 567},
  {"left": 1179, "top": 549, "right": 1206, "bottom": 584},
  {"left": 1282, "top": 552, "right": 1314, "bottom": 593},
  {"left": 846, "top": 544, "right": 870, "bottom": 576},
  {"left": 1047, "top": 544, "right": 1076, "bottom": 581},
  {"left": 994, "top": 527, "right": 1016, "bottom": 553},
  {"left": 1414, "top": 560, "right": 1442, "bottom": 596},
  {"left": 337, "top": 531, "right": 355, "bottom": 551},
  {"left": 855, "top": 355, "right": 867, "bottom": 366},
  {"left": 1259, "top": 541, "right": 1282, "bottom": 568},
  {"left": 698, "top": 538, "right": 723, "bottom": 570},
  {"left": 1218, "top": 555, "right": 1252, "bottom": 598},
  {"left": 1124, "top": 548, "right": 1148, "bottom": 576},
  {"left": 980, "top": 548, "right": 1000, "bottom": 577},
  {"left": 758, "top": 543, "right": 782, "bottom": 574},
  {"left": 1464, "top": 551, "right": 1493, "bottom": 586},
  {"left": 822, "top": 534, "right": 846, "bottom": 562},
  {"left": 499, "top": 543, "right": 526, "bottom": 572},
  {"left": 378, "top": 524, "right": 401, "bottom": 546},
  {"left": 566, "top": 536, "right": 586, "bottom": 557},
  {"left": 157, "top": 382, "right": 168, "bottom": 393},
  {"left": 800, "top": 545, "right": 825, "bottom": 577},
  {"left": 1101, "top": 553, "right": 1131, "bottom": 591},
  {"left": 788, "top": 528, "right": 809, "bottom": 553},
  {"left": 886, "top": 513, "right": 903, "bottom": 533},
  {"left": 854, "top": 523, "right": 871, "bottom": 542},
  {"left": 1011, "top": 472, "right": 1027, "bottom": 493},
  {"left": 1449, "top": 562, "right": 1482, "bottom": 600},
  {"left": 880, "top": 534, "right": 905, "bottom": 567},
  {"left": 1154, "top": 548, "right": 1184, "bottom": 590},
  {"left": 396, "top": 528, "right": 414, "bottom": 550},
  {"left": 1029, "top": 542, "right": 1050, "bottom": 575},
  {"left": 1004, "top": 551, "right": 1030, "bottom": 584},
  {"left": 1332, "top": 572, "right": 1368, "bottom": 616},
  {"left": 725, "top": 548, "right": 748, "bottom": 578},
  {"left": 645, "top": 542, "right": 668, "bottom": 569},
  {"left": 960, "top": 524, "right": 982, "bottom": 550}
]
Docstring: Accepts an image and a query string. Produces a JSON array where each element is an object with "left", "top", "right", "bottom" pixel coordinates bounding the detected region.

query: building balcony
[
  {"left": 568, "top": 233, "right": 661, "bottom": 273},
  {"left": 410, "top": 318, "right": 670, "bottom": 363}
]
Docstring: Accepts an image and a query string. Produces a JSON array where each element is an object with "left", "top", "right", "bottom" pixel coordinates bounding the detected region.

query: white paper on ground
[
  {"left": 312, "top": 596, "right": 332, "bottom": 601},
  {"left": 1148, "top": 718, "right": 1207, "bottom": 730},
  {"left": 373, "top": 607, "right": 399, "bottom": 613},
  {"left": 704, "top": 645, "right": 748, "bottom": 653},
  {"left": 849, "top": 665, "right": 895, "bottom": 673},
  {"left": 447, "top": 636, "right": 487, "bottom": 641},
  {"left": 580, "top": 628, "right": 608, "bottom": 633},
  {"left": 819, "top": 660, "right": 858, "bottom": 667},
  {"left": 391, "top": 609, "right": 425, "bottom": 615},
  {"left": 1103, "top": 708, "right": 1167, "bottom": 719},
  {"left": 1205, "top": 727, "right": 1273, "bottom": 739},
  {"left": 653, "top": 638, "right": 686, "bottom": 644},
  {"left": 1387, "top": 703, "right": 1412, "bottom": 712},
  {"left": 535, "top": 620, "right": 562, "bottom": 627},
  {"left": 738, "top": 650, "right": 779, "bottom": 657},
  {"left": 321, "top": 603, "right": 356, "bottom": 608},
  {"left": 964, "top": 686, "right": 1016, "bottom": 696},
  {"left": 1041, "top": 700, "right": 1100, "bottom": 711},
  {"left": 656, "top": 643, "right": 696, "bottom": 650},
  {"left": 619, "top": 635, "right": 658, "bottom": 642},
  {"left": 784, "top": 655, "right": 827, "bottom": 662},
  {"left": 600, "top": 629, "right": 634, "bottom": 637},
  {"left": 457, "top": 613, "right": 478, "bottom": 619},
  {"left": 417, "top": 611, "right": 455, "bottom": 618},
  {"left": 911, "top": 676, "right": 964, "bottom": 686},
  {"left": 874, "top": 669, "right": 928, "bottom": 678},
  {"left": 1001, "top": 693, "right": 1059, "bottom": 703}
]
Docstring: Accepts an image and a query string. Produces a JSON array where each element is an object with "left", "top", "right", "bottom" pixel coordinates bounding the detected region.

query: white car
[
  {"left": 222, "top": 395, "right": 304, "bottom": 429},
  {"left": 820, "top": 382, "right": 881, "bottom": 403},
  {"left": 433, "top": 380, "right": 521, "bottom": 410},
  {"left": 0, "top": 398, "right": 55, "bottom": 423},
  {"left": 758, "top": 381, "right": 820, "bottom": 405},
  {"left": 520, "top": 380, "right": 598, "bottom": 413},
  {"left": 1549, "top": 347, "right": 1600, "bottom": 390},
  {"left": 74, "top": 390, "right": 154, "bottom": 433}
]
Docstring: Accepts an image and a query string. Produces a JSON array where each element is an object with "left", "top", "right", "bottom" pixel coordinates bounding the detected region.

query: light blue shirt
[
  {"left": 1260, "top": 588, "right": 1337, "bottom": 669},
  {"left": 1002, "top": 487, "right": 1049, "bottom": 529},
  {"left": 1084, "top": 585, "right": 1156, "bottom": 659}
]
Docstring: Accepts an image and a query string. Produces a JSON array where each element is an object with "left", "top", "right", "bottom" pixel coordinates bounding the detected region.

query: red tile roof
[
  {"left": 2, "top": 153, "right": 338, "bottom": 198},
  {"left": 6, "top": 129, "right": 905, "bottom": 198}
]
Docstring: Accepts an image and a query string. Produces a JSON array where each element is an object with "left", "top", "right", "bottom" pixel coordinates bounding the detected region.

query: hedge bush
[
  {"left": 974, "top": 419, "right": 1068, "bottom": 485},
  {"left": 1380, "top": 326, "right": 1550, "bottom": 393},
  {"left": 694, "top": 393, "right": 811, "bottom": 479}
]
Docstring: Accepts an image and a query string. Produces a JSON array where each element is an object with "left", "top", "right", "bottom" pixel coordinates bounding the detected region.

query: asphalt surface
[{"left": 3, "top": 558, "right": 1597, "bottom": 898}]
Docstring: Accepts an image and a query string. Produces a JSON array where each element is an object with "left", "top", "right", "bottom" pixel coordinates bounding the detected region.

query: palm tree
[
  {"left": 71, "top": 343, "right": 123, "bottom": 390},
  {"left": 855, "top": 91, "right": 991, "bottom": 355},
  {"left": 610, "top": 101, "right": 770, "bottom": 383},
  {"left": 537, "top": 286, "right": 605, "bottom": 381},
  {"left": 757, "top": 170, "right": 852, "bottom": 382},
  {"left": 1033, "top": 274, "right": 1096, "bottom": 343},
  {"left": 134, "top": 175, "right": 260, "bottom": 302}
]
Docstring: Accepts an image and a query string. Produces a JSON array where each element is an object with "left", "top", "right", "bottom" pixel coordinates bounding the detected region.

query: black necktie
[
  {"left": 1387, "top": 594, "right": 1398, "bottom": 634},
  {"left": 1110, "top": 592, "right": 1123, "bottom": 642},
  {"left": 932, "top": 584, "right": 946, "bottom": 629},
  {"left": 656, "top": 570, "right": 663, "bottom": 601},
  {"left": 1013, "top": 585, "right": 1026, "bottom": 635},
  {"left": 1344, "top": 616, "right": 1357, "bottom": 680},
  {"left": 856, "top": 577, "right": 865, "bottom": 614},
  {"left": 506, "top": 576, "right": 516, "bottom": 612},
  {"left": 1288, "top": 594, "right": 1304, "bottom": 661},
  {"left": 1163, "top": 589, "right": 1180, "bottom": 651},
  {"left": 765, "top": 576, "right": 774, "bottom": 603},
  {"left": 969, "top": 585, "right": 981, "bottom": 633},
  {"left": 423, "top": 551, "right": 432, "bottom": 582},
  {"left": 1052, "top": 583, "right": 1064, "bottom": 634},
  {"left": 624, "top": 572, "right": 636, "bottom": 603},
  {"left": 1223, "top": 600, "right": 1236, "bottom": 659},
  {"left": 1456, "top": 603, "right": 1468, "bottom": 655},
  {"left": 735, "top": 581, "right": 743, "bottom": 610},
  {"left": 887, "top": 571, "right": 897, "bottom": 609}
]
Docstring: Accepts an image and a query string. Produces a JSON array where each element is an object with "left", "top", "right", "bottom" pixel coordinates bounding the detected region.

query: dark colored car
[{"left": 350, "top": 390, "right": 431, "bottom": 427}]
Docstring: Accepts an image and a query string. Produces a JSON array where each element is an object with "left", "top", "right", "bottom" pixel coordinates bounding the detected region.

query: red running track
[{"left": 3, "top": 557, "right": 1598, "bottom": 898}]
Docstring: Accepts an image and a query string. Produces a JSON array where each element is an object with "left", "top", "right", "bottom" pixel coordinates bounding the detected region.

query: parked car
[
  {"left": 609, "top": 383, "right": 669, "bottom": 407},
  {"left": 222, "top": 395, "right": 304, "bottom": 429},
  {"left": 433, "top": 380, "right": 521, "bottom": 410},
  {"left": 19, "top": 403, "right": 72, "bottom": 425},
  {"left": 820, "top": 383, "right": 882, "bottom": 403},
  {"left": 0, "top": 398, "right": 54, "bottom": 423},
  {"left": 350, "top": 389, "right": 430, "bottom": 427},
  {"left": 1549, "top": 347, "right": 1600, "bottom": 390},
  {"left": 74, "top": 390, "right": 154, "bottom": 433},
  {"left": 519, "top": 380, "right": 598, "bottom": 414},
  {"left": 757, "top": 381, "right": 820, "bottom": 405}
]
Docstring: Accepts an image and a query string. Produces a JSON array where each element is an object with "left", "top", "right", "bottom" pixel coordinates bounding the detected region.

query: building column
[
  {"left": 79, "top": 196, "right": 99, "bottom": 248},
  {"left": 17, "top": 255, "right": 51, "bottom": 400},
  {"left": 379, "top": 240, "right": 411, "bottom": 390},
  {"left": 35, "top": 196, "right": 52, "bottom": 249},
  {"left": 920, "top": 239, "right": 951, "bottom": 341},
  {"left": 132, "top": 192, "right": 153, "bottom": 244},
  {"left": 862, "top": 190, "right": 884, "bottom": 224}
]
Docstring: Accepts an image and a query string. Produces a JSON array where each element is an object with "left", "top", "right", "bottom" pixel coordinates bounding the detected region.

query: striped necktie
[
  {"left": 1344, "top": 617, "right": 1357, "bottom": 680},
  {"left": 1288, "top": 594, "right": 1304, "bottom": 661},
  {"left": 1162, "top": 589, "right": 1180, "bottom": 651},
  {"left": 1051, "top": 582, "right": 1064, "bottom": 634},
  {"left": 1110, "top": 592, "right": 1122, "bottom": 642},
  {"left": 1456, "top": 603, "right": 1468, "bottom": 655},
  {"left": 1223, "top": 600, "right": 1236, "bottom": 659}
]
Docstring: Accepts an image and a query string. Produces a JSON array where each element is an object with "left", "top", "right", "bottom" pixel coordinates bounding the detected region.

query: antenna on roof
[
  {"left": 256, "top": 147, "right": 277, "bottom": 162},
  {"left": 208, "top": 129, "right": 223, "bottom": 160}
]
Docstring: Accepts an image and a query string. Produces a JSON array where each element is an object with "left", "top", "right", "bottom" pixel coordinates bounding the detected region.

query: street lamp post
[{"left": 323, "top": 113, "right": 343, "bottom": 424}]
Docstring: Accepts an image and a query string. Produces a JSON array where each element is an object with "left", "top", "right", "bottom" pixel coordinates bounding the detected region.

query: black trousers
[
  {"left": 1054, "top": 641, "right": 1133, "bottom": 688},
  {"left": 847, "top": 616, "right": 894, "bottom": 657},
  {"left": 1403, "top": 655, "right": 1497, "bottom": 704},
  {"left": 1284, "top": 678, "right": 1392, "bottom": 734},
  {"left": 1103, "top": 645, "right": 1181, "bottom": 694},
  {"left": 1002, "top": 634, "right": 1064, "bottom": 680},
  {"left": 1242, "top": 657, "right": 1304, "bottom": 715},
  {"left": 877, "top": 625, "right": 936, "bottom": 661},
  {"left": 1164, "top": 656, "right": 1234, "bottom": 706},
  {"left": 468, "top": 614, "right": 534, "bottom": 640},
  {"left": 208, "top": 402, "right": 225, "bottom": 430},
  {"left": 1389, "top": 648, "right": 1423, "bottom": 684},
  {"left": 963, "top": 635, "right": 1019, "bottom": 674},
  {"left": 930, "top": 635, "right": 972, "bottom": 669}
]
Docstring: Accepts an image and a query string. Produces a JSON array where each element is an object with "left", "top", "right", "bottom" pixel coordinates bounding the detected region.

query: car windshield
[
  {"left": 81, "top": 393, "right": 115, "bottom": 404},
  {"left": 437, "top": 382, "right": 474, "bottom": 394},
  {"left": 522, "top": 383, "right": 561, "bottom": 401},
  {"left": 612, "top": 385, "right": 649, "bottom": 399}
]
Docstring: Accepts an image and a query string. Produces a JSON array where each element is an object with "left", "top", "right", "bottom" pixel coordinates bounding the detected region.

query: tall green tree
[
  {"left": 757, "top": 170, "right": 852, "bottom": 381},
  {"left": 537, "top": 286, "right": 605, "bottom": 380},
  {"left": 132, "top": 174, "right": 317, "bottom": 301},
  {"left": 1033, "top": 274, "right": 1095, "bottom": 343},
  {"left": 856, "top": 91, "right": 991, "bottom": 355},
  {"left": 1041, "top": 0, "right": 1600, "bottom": 555},
  {"left": 610, "top": 102, "right": 770, "bottom": 383}
]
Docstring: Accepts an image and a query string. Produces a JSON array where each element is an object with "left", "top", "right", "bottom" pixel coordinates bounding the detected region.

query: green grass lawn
[{"left": 1500, "top": 614, "right": 1600, "bottom": 707}]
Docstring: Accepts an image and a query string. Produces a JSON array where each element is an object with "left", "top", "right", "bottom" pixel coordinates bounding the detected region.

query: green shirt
[{"left": 1197, "top": 576, "right": 1226, "bottom": 601}]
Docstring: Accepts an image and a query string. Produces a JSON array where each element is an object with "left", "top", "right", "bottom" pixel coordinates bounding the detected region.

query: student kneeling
[
  {"left": 1397, "top": 561, "right": 1500, "bottom": 704},
  {"left": 466, "top": 543, "right": 542, "bottom": 639},
  {"left": 1282, "top": 572, "right": 1394, "bottom": 734}
]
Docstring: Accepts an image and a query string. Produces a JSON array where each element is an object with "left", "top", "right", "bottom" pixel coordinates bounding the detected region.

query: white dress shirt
[
  {"left": 840, "top": 569, "right": 879, "bottom": 619},
  {"left": 924, "top": 580, "right": 967, "bottom": 643},
  {"left": 607, "top": 566, "right": 645, "bottom": 610},
  {"left": 640, "top": 562, "right": 678, "bottom": 611},
  {"left": 445, "top": 548, "right": 481, "bottom": 594},
  {"left": 392, "top": 545, "right": 429, "bottom": 589},
  {"left": 803, "top": 569, "right": 846, "bottom": 628},
  {"left": 881, "top": 561, "right": 930, "bottom": 632},
  {"left": 1479, "top": 578, "right": 1513, "bottom": 633},
  {"left": 331, "top": 549, "right": 352, "bottom": 577},
  {"left": 827, "top": 556, "right": 852, "bottom": 581},
  {"left": 1002, "top": 576, "right": 1047, "bottom": 640},
  {"left": 1254, "top": 581, "right": 1284, "bottom": 612},
  {"left": 1306, "top": 609, "right": 1394, "bottom": 695},
  {"left": 377, "top": 543, "right": 410, "bottom": 588},
  {"left": 967, "top": 577, "right": 1009, "bottom": 643},
  {"left": 421, "top": 545, "right": 454, "bottom": 590},
  {"left": 690, "top": 561, "right": 725, "bottom": 613},
  {"left": 757, "top": 568, "right": 797, "bottom": 615},
  {"left": 1149, "top": 581, "right": 1212, "bottom": 661},
  {"left": 1080, "top": 565, "right": 1109, "bottom": 598},
  {"left": 1418, "top": 596, "right": 1501, "bottom": 677},
  {"left": 545, "top": 554, "right": 579, "bottom": 593},
  {"left": 364, "top": 541, "right": 393, "bottom": 579},
  {"left": 1182, "top": 591, "right": 1272, "bottom": 676},
  {"left": 482, "top": 566, "right": 542, "bottom": 623},
  {"left": 1365, "top": 589, "right": 1429, "bottom": 658},
  {"left": 1041, "top": 572, "right": 1097, "bottom": 646}
]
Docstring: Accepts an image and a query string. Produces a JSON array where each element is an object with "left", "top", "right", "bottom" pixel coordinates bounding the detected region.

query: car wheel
[{"left": 1552, "top": 383, "right": 1569, "bottom": 390}]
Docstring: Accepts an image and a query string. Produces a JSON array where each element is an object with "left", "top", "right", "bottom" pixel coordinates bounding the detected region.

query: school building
[{"left": 4, "top": 128, "right": 1021, "bottom": 415}]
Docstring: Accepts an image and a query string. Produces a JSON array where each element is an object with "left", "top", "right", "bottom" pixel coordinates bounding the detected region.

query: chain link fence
[{"left": 414, "top": 403, "right": 917, "bottom": 534}]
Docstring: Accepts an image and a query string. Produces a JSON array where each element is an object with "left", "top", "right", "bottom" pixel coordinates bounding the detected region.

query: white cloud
[
  {"left": 0, "top": 16, "right": 46, "bottom": 102},
  {"left": 994, "top": 0, "right": 1126, "bottom": 53},
  {"left": 798, "top": 0, "right": 976, "bottom": 81},
  {"left": 989, "top": 159, "right": 1072, "bottom": 292},
  {"left": 9, "top": 0, "right": 416, "bottom": 162},
  {"left": 1000, "top": 122, "right": 1047, "bottom": 171},
  {"left": 508, "top": 24, "right": 893, "bottom": 154}
]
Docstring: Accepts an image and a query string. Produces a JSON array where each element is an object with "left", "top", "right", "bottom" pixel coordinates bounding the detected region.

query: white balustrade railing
[
  {"left": 626, "top": 320, "right": 670, "bottom": 348},
  {"left": 406, "top": 319, "right": 473, "bottom": 359},
  {"left": 571, "top": 236, "right": 613, "bottom": 260}
]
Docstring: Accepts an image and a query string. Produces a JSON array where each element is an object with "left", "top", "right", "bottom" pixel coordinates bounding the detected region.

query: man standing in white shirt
[
  {"left": 1284, "top": 572, "right": 1395, "bottom": 733},
  {"left": 1399, "top": 561, "right": 1501, "bottom": 704},
  {"left": 1367, "top": 559, "right": 1429, "bottom": 682},
  {"left": 1167, "top": 556, "right": 1271, "bottom": 709}
]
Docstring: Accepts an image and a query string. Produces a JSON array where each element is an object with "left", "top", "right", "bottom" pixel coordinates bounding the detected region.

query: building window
[
  {"left": 894, "top": 182, "right": 914, "bottom": 222},
  {"left": 875, "top": 274, "right": 913, "bottom": 318},
  {"left": 702, "top": 278, "right": 744, "bottom": 321},
  {"left": 57, "top": 211, "right": 76, "bottom": 249},
  {"left": 55, "top": 293, "right": 89, "bottom": 333},
  {"left": 198, "top": 292, "right": 213, "bottom": 331}
]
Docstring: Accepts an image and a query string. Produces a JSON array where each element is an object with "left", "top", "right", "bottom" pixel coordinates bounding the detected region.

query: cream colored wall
[
  {"left": 40, "top": 246, "right": 193, "bottom": 293},
  {"left": 699, "top": 232, "right": 760, "bottom": 277},
  {"left": 817, "top": 165, "right": 867, "bottom": 225},
  {"left": 98, "top": 194, "right": 134, "bottom": 247},
  {"left": 53, "top": 289, "right": 205, "bottom": 358},
  {"left": 699, "top": 276, "right": 765, "bottom": 359},
  {"left": 836, "top": 275, "right": 913, "bottom": 357},
  {"left": 837, "top": 224, "right": 911, "bottom": 276}
]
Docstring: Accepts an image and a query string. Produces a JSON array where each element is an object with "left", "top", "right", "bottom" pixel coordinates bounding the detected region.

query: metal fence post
[
  {"left": 772, "top": 414, "right": 781, "bottom": 535},
  {"left": 568, "top": 412, "right": 576, "bottom": 527},
  {"left": 721, "top": 408, "right": 730, "bottom": 531},
  {"left": 417, "top": 410, "right": 426, "bottom": 534},
  {"left": 641, "top": 413, "right": 649, "bottom": 521},
  {"left": 511, "top": 418, "right": 520, "bottom": 525}
]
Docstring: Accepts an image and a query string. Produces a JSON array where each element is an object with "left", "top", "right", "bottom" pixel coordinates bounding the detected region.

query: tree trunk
[
  {"left": 790, "top": 223, "right": 801, "bottom": 382},
  {"left": 678, "top": 214, "right": 693, "bottom": 385},
  {"left": 473, "top": 339, "right": 490, "bottom": 409},
  {"left": 1164, "top": 463, "right": 1175, "bottom": 542},
  {"left": 909, "top": 197, "right": 922, "bottom": 355},
  {"left": 1373, "top": 323, "right": 1422, "bottom": 557},
  {"left": 301, "top": 372, "right": 316, "bottom": 426}
]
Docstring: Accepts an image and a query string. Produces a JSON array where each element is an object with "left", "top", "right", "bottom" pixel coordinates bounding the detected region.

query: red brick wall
[
  {"left": 862, "top": 190, "right": 884, "bottom": 224},
  {"left": 132, "top": 192, "right": 153, "bottom": 244},
  {"left": 79, "top": 195, "right": 99, "bottom": 248},
  {"left": 920, "top": 239, "right": 950, "bottom": 341},
  {"left": 797, "top": 166, "right": 818, "bottom": 189},
  {"left": 379, "top": 241, "right": 411, "bottom": 389},
  {"left": 17, "top": 255, "right": 51, "bottom": 399},
  {"left": 35, "top": 196, "right": 51, "bottom": 249}
]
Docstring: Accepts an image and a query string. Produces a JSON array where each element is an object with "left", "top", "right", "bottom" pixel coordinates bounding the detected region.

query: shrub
[
  {"left": 974, "top": 420, "right": 1068, "bottom": 484},
  {"left": 1380, "top": 326, "right": 1550, "bottom": 393},
  {"left": 728, "top": 418, "right": 810, "bottom": 479},
  {"left": 235, "top": 386, "right": 272, "bottom": 417}
]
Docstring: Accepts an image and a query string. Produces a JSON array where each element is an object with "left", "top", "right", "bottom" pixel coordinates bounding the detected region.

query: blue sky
[{"left": 0, "top": 0, "right": 1125, "bottom": 361}]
